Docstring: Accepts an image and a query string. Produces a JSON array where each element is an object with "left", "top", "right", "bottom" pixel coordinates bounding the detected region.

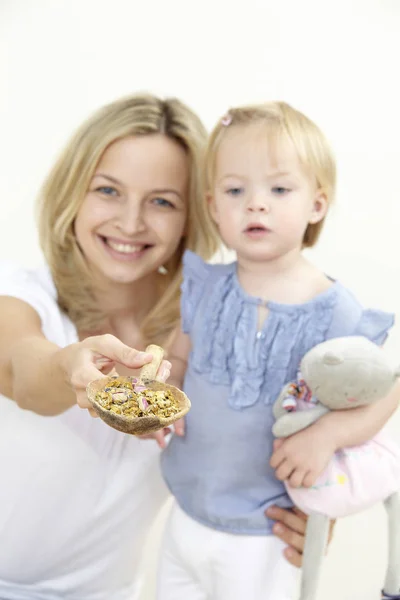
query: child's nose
[{"left": 247, "top": 193, "right": 270, "bottom": 212}]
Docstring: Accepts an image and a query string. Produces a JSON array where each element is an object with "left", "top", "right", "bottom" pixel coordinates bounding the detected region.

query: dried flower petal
[{"left": 138, "top": 396, "right": 149, "bottom": 412}]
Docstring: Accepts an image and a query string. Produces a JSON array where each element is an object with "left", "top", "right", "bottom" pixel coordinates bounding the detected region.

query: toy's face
[{"left": 300, "top": 337, "right": 397, "bottom": 410}]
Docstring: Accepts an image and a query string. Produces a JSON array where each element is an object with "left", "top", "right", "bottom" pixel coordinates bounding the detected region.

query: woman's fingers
[
  {"left": 266, "top": 505, "right": 307, "bottom": 568},
  {"left": 153, "top": 430, "right": 169, "bottom": 449},
  {"left": 328, "top": 518, "right": 336, "bottom": 544},
  {"left": 266, "top": 505, "right": 335, "bottom": 567},
  {"left": 138, "top": 429, "right": 171, "bottom": 448},
  {"left": 266, "top": 505, "right": 307, "bottom": 535},
  {"left": 155, "top": 360, "right": 172, "bottom": 383},
  {"left": 173, "top": 418, "right": 185, "bottom": 436},
  {"left": 283, "top": 546, "right": 302, "bottom": 568},
  {"left": 85, "top": 334, "right": 153, "bottom": 369}
]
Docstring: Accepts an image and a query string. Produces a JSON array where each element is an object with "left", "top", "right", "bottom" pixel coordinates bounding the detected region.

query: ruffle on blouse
[{"left": 353, "top": 309, "right": 394, "bottom": 345}]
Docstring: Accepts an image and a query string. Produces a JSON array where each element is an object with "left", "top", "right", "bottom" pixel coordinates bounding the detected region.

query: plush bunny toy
[{"left": 272, "top": 336, "right": 400, "bottom": 600}]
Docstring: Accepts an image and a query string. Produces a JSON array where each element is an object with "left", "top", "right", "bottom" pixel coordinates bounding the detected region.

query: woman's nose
[{"left": 116, "top": 201, "right": 146, "bottom": 234}]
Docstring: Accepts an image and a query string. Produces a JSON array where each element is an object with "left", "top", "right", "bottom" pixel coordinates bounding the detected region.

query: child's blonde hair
[
  {"left": 205, "top": 101, "right": 336, "bottom": 247},
  {"left": 37, "top": 93, "right": 219, "bottom": 344}
]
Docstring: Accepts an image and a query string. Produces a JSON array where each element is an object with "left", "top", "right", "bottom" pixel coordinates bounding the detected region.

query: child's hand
[
  {"left": 138, "top": 418, "right": 185, "bottom": 449},
  {"left": 270, "top": 424, "right": 337, "bottom": 488}
]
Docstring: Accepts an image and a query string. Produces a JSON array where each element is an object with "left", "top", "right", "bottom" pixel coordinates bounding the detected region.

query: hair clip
[{"left": 221, "top": 113, "right": 232, "bottom": 126}]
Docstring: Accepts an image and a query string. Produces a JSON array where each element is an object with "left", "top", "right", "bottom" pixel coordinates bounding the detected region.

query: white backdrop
[{"left": 1, "top": 1, "right": 400, "bottom": 598}]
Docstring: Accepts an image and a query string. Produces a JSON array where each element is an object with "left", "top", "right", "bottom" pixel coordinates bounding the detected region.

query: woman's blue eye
[
  {"left": 226, "top": 187, "right": 244, "bottom": 197},
  {"left": 97, "top": 186, "right": 118, "bottom": 197},
  {"left": 152, "top": 197, "right": 174, "bottom": 208},
  {"left": 272, "top": 186, "right": 290, "bottom": 195}
]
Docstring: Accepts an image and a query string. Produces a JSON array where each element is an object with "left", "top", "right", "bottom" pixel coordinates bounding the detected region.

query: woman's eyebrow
[
  {"left": 92, "top": 173, "right": 122, "bottom": 185},
  {"left": 151, "top": 188, "right": 183, "bottom": 200}
]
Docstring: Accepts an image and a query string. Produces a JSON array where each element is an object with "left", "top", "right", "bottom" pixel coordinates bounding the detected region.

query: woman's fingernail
[
  {"left": 266, "top": 507, "right": 276, "bottom": 516},
  {"left": 159, "top": 368, "right": 170, "bottom": 381},
  {"left": 274, "top": 524, "right": 283, "bottom": 534},
  {"left": 138, "top": 352, "right": 152, "bottom": 359}
]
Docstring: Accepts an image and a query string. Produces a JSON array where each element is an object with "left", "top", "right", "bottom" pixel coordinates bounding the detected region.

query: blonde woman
[{"left": 0, "top": 94, "right": 313, "bottom": 600}]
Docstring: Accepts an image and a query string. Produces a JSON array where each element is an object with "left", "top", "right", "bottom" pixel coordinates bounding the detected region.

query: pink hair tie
[{"left": 221, "top": 113, "right": 232, "bottom": 126}]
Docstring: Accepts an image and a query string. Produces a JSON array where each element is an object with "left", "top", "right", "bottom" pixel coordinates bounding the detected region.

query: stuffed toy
[{"left": 273, "top": 336, "right": 400, "bottom": 600}]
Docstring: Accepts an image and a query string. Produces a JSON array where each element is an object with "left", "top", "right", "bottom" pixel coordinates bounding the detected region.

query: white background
[{"left": 1, "top": 1, "right": 400, "bottom": 598}]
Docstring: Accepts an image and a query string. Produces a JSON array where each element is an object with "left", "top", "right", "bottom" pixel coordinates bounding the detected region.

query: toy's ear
[{"left": 322, "top": 351, "right": 344, "bottom": 366}]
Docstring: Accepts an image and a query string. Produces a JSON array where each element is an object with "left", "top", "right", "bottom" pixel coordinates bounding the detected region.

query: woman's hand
[
  {"left": 265, "top": 505, "right": 336, "bottom": 567},
  {"left": 60, "top": 334, "right": 171, "bottom": 416},
  {"left": 139, "top": 418, "right": 185, "bottom": 448}
]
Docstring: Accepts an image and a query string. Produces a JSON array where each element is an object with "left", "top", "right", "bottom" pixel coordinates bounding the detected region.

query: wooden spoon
[{"left": 86, "top": 344, "right": 190, "bottom": 435}]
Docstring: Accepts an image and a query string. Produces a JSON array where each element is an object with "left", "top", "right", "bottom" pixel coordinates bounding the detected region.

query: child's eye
[
  {"left": 272, "top": 186, "right": 290, "bottom": 195},
  {"left": 96, "top": 186, "right": 119, "bottom": 197},
  {"left": 226, "top": 187, "right": 244, "bottom": 197},
  {"left": 152, "top": 197, "right": 175, "bottom": 209}
]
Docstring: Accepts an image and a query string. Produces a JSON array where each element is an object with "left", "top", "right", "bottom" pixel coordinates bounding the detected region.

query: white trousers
[{"left": 156, "top": 502, "right": 300, "bottom": 600}]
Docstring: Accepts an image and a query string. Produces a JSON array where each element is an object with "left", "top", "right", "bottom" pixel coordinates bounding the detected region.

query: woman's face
[{"left": 75, "top": 134, "right": 189, "bottom": 285}]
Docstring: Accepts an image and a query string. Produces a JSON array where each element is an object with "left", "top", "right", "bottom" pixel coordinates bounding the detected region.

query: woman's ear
[{"left": 309, "top": 190, "right": 328, "bottom": 224}]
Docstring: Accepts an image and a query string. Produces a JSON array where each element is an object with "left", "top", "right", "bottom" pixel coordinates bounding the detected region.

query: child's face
[
  {"left": 209, "top": 124, "right": 327, "bottom": 264},
  {"left": 74, "top": 134, "right": 189, "bottom": 286}
]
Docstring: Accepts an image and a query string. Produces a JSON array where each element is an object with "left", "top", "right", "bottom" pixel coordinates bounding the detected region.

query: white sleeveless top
[{"left": 0, "top": 262, "right": 168, "bottom": 600}]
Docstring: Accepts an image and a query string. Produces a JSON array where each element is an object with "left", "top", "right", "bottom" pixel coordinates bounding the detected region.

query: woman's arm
[
  {"left": 0, "top": 297, "right": 76, "bottom": 414},
  {"left": 0, "top": 296, "right": 156, "bottom": 416}
]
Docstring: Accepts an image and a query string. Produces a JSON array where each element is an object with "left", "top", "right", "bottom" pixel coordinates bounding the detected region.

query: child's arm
[{"left": 270, "top": 382, "right": 399, "bottom": 488}]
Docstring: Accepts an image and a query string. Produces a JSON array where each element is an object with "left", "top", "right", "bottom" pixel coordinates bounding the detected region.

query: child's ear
[
  {"left": 207, "top": 192, "right": 220, "bottom": 224},
  {"left": 309, "top": 190, "right": 328, "bottom": 224}
]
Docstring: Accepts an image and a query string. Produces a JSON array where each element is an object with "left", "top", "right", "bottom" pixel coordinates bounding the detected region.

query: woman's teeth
[{"left": 106, "top": 240, "right": 146, "bottom": 253}]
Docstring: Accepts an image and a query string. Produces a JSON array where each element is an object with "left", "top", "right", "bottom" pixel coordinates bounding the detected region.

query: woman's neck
[{"left": 87, "top": 273, "right": 161, "bottom": 347}]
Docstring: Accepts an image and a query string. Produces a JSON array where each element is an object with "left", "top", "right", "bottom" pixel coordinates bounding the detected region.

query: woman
[{"left": 0, "top": 93, "right": 318, "bottom": 600}]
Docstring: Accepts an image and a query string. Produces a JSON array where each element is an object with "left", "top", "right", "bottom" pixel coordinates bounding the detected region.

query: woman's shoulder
[
  {"left": 0, "top": 261, "right": 77, "bottom": 345},
  {"left": 0, "top": 260, "right": 57, "bottom": 300}
]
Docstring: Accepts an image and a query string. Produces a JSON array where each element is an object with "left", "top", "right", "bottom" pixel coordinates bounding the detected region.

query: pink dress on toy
[{"left": 279, "top": 375, "right": 400, "bottom": 518}]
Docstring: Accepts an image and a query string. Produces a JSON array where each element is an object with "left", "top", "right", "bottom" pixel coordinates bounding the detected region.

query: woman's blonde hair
[
  {"left": 205, "top": 101, "right": 336, "bottom": 247},
  {"left": 37, "top": 93, "right": 218, "bottom": 344}
]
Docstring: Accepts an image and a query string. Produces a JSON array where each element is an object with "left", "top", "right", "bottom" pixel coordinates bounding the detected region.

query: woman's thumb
[{"left": 89, "top": 335, "right": 152, "bottom": 368}]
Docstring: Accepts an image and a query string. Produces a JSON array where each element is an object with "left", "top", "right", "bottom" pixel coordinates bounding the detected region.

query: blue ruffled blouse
[{"left": 161, "top": 250, "right": 395, "bottom": 535}]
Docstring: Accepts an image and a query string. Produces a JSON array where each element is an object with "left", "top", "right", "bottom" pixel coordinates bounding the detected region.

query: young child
[{"left": 156, "top": 102, "right": 397, "bottom": 600}]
